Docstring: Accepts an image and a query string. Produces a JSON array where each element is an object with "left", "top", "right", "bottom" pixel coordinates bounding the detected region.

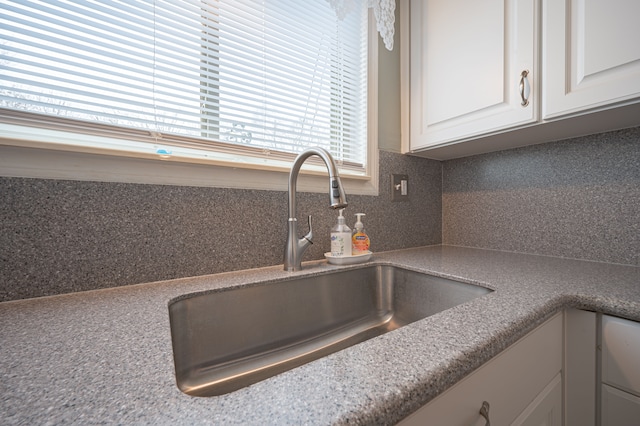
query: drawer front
[
  {"left": 602, "top": 384, "right": 640, "bottom": 426},
  {"left": 602, "top": 315, "right": 640, "bottom": 396}
]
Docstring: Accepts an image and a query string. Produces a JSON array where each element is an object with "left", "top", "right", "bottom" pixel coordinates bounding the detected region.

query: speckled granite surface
[
  {"left": 1, "top": 245, "right": 639, "bottom": 425},
  {"left": 443, "top": 126, "right": 640, "bottom": 266},
  {"left": 0, "top": 150, "right": 442, "bottom": 302}
]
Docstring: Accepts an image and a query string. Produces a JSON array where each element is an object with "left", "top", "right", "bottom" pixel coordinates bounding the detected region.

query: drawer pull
[
  {"left": 519, "top": 70, "right": 530, "bottom": 107},
  {"left": 479, "top": 401, "right": 490, "bottom": 426}
]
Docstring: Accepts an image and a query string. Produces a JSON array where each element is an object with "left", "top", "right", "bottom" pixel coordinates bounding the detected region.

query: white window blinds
[{"left": 0, "top": 0, "right": 369, "bottom": 172}]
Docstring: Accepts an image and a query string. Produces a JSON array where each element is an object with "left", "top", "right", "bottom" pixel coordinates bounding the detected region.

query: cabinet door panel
[
  {"left": 424, "top": 0, "right": 504, "bottom": 124},
  {"left": 511, "top": 373, "right": 562, "bottom": 426},
  {"left": 542, "top": 0, "right": 640, "bottom": 118},
  {"left": 602, "top": 384, "right": 640, "bottom": 426},
  {"left": 410, "top": 0, "right": 536, "bottom": 149},
  {"left": 602, "top": 315, "right": 640, "bottom": 396}
]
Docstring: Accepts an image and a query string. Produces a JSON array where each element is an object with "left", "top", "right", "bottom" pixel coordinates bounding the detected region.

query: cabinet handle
[
  {"left": 519, "top": 70, "right": 530, "bottom": 107},
  {"left": 479, "top": 401, "right": 490, "bottom": 426}
]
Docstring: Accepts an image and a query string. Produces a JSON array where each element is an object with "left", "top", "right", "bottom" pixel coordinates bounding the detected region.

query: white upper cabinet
[
  {"left": 405, "top": 0, "right": 640, "bottom": 158},
  {"left": 409, "top": 0, "right": 537, "bottom": 150},
  {"left": 543, "top": 0, "right": 640, "bottom": 119}
]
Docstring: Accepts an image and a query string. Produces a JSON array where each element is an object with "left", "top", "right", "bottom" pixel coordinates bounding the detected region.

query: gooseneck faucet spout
[{"left": 284, "top": 147, "right": 348, "bottom": 271}]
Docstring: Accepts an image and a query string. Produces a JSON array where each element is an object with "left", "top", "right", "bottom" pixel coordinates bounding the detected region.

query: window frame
[{"left": 0, "top": 8, "right": 379, "bottom": 196}]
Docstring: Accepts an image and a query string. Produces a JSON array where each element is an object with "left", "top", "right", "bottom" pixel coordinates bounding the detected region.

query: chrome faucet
[{"left": 284, "top": 147, "right": 348, "bottom": 271}]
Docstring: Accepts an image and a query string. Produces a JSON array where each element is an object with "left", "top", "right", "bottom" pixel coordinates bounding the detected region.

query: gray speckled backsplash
[
  {"left": 2, "top": 127, "right": 639, "bottom": 301},
  {"left": 443, "top": 126, "right": 640, "bottom": 266},
  {"left": 0, "top": 150, "right": 442, "bottom": 301}
]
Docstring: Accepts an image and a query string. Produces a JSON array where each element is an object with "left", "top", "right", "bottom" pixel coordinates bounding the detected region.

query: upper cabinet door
[
  {"left": 410, "top": 0, "right": 537, "bottom": 150},
  {"left": 543, "top": 0, "right": 640, "bottom": 119}
]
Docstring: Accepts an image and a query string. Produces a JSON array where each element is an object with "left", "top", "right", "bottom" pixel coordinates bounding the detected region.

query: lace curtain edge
[{"left": 327, "top": 0, "right": 396, "bottom": 50}]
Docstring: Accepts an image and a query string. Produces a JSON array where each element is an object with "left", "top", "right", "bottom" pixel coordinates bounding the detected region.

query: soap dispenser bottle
[
  {"left": 331, "top": 209, "right": 352, "bottom": 257},
  {"left": 352, "top": 213, "right": 370, "bottom": 254}
]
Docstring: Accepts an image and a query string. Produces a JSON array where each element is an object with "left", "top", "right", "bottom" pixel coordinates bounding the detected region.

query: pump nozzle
[
  {"left": 354, "top": 213, "right": 366, "bottom": 231},
  {"left": 337, "top": 209, "right": 346, "bottom": 225}
]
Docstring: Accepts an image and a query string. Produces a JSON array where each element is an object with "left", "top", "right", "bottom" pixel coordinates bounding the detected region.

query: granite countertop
[{"left": 1, "top": 245, "right": 639, "bottom": 425}]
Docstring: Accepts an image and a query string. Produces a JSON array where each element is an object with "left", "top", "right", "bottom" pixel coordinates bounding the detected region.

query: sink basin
[{"left": 168, "top": 265, "right": 491, "bottom": 396}]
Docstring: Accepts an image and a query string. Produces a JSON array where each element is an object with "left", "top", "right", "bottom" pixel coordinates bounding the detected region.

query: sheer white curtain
[{"left": 327, "top": 0, "right": 396, "bottom": 50}]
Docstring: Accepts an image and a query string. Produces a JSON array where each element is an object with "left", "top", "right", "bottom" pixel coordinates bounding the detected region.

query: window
[{"left": 0, "top": 0, "right": 379, "bottom": 193}]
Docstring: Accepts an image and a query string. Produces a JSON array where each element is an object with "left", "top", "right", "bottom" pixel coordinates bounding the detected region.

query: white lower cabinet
[
  {"left": 399, "top": 313, "right": 563, "bottom": 426},
  {"left": 398, "top": 311, "right": 640, "bottom": 425},
  {"left": 601, "top": 384, "right": 640, "bottom": 426},
  {"left": 601, "top": 315, "right": 640, "bottom": 426},
  {"left": 564, "top": 309, "right": 597, "bottom": 426}
]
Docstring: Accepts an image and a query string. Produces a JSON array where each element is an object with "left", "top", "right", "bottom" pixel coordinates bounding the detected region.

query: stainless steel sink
[{"left": 168, "top": 265, "right": 491, "bottom": 397}]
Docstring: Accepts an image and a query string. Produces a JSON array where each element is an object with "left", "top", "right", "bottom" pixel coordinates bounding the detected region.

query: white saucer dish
[{"left": 324, "top": 251, "right": 373, "bottom": 265}]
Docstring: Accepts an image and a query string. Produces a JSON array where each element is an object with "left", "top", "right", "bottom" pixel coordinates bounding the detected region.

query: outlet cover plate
[{"left": 391, "top": 174, "right": 409, "bottom": 202}]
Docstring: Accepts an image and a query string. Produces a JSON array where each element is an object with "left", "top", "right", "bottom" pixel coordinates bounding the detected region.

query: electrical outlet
[{"left": 391, "top": 174, "right": 409, "bottom": 202}]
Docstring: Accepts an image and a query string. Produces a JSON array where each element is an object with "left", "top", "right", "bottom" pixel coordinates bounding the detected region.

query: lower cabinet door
[
  {"left": 512, "top": 373, "right": 562, "bottom": 426},
  {"left": 399, "top": 313, "right": 563, "bottom": 426},
  {"left": 601, "top": 384, "right": 640, "bottom": 426},
  {"left": 602, "top": 315, "right": 640, "bottom": 396}
]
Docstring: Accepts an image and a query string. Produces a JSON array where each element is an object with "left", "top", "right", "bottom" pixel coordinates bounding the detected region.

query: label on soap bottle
[
  {"left": 331, "top": 232, "right": 352, "bottom": 257},
  {"left": 352, "top": 232, "right": 370, "bottom": 254}
]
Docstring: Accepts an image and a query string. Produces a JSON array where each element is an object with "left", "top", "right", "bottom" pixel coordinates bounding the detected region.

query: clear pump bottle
[{"left": 330, "top": 209, "right": 352, "bottom": 257}]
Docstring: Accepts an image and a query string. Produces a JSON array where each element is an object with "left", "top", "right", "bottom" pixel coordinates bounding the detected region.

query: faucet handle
[{"left": 303, "top": 215, "right": 313, "bottom": 244}]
